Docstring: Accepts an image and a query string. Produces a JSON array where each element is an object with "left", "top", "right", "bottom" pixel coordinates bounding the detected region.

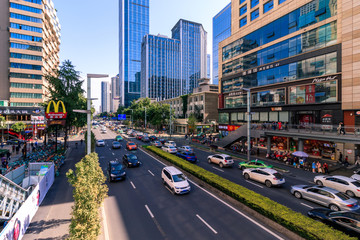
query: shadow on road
[{"left": 25, "top": 218, "right": 71, "bottom": 235}]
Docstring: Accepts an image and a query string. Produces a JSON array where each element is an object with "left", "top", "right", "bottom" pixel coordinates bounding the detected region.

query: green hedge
[{"left": 144, "top": 146, "right": 356, "bottom": 240}]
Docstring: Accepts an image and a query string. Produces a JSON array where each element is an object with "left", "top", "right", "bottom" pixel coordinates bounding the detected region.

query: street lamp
[
  {"left": 144, "top": 107, "right": 147, "bottom": 130},
  {"left": 128, "top": 109, "right": 133, "bottom": 128},
  {"left": 86, "top": 73, "right": 108, "bottom": 154},
  {"left": 243, "top": 88, "right": 251, "bottom": 162}
]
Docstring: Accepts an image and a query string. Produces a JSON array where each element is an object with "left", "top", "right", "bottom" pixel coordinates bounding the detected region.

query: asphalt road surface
[{"left": 94, "top": 128, "right": 287, "bottom": 240}]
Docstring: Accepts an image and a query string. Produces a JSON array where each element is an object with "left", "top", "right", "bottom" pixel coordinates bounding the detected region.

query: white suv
[
  {"left": 243, "top": 168, "right": 285, "bottom": 188},
  {"left": 96, "top": 139, "right": 105, "bottom": 147},
  {"left": 207, "top": 154, "right": 234, "bottom": 168},
  {"left": 164, "top": 141, "right": 176, "bottom": 147},
  {"left": 161, "top": 166, "right": 191, "bottom": 194}
]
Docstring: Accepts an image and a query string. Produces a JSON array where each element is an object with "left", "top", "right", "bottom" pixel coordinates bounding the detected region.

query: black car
[
  {"left": 149, "top": 135, "right": 157, "bottom": 141},
  {"left": 141, "top": 136, "right": 150, "bottom": 142},
  {"left": 308, "top": 208, "right": 360, "bottom": 236},
  {"left": 123, "top": 154, "right": 140, "bottom": 167},
  {"left": 108, "top": 161, "right": 126, "bottom": 182}
]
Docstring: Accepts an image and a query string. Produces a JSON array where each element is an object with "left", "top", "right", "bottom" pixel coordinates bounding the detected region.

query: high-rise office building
[
  {"left": 119, "top": 0, "right": 149, "bottom": 107},
  {"left": 101, "top": 81, "right": 110, "bottom": 113},
  {"left": 141, "top": 34, "right": 181, "bottom": 100},
  {"left": 218, "top": 0, "right": 360, "bottom": 163},
  {"left": 212, "top": 2, "right": 231, "bottom": 85},
  {"left": 172, "top": 19, "right": 207, "bottom": 95},
  {"left": 110, "top": 75, "right": 120, "bottom": 112},
  {"left": 0, "top": 0, "right": 61, "bottom": 107}
]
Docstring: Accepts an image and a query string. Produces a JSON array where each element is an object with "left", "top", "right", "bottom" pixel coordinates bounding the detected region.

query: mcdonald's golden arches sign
[{"left": 45, "top": 100, "right": 67, "bottom": 119}]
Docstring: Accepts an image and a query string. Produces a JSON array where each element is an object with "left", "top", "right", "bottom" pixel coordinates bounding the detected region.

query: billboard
[{"left": 118, "top": 114, "right": 126, "bottom": 120}]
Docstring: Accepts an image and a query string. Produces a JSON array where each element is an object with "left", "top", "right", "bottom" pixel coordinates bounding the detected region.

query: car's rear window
[
  {"left": 336, "top": 192, "right": 351, "bottom": 200},
  {"left": 129, "top": 143, "right": 135, "bottom": 145},
  {"left": 225, "top": 157, "right": 233, "bottom": 160},
  {"left": 351, "top": 181, "right": 360, "bottom": 187},
  {"left": 273, "top": 173, "right": 283, "bottom": 179},
  {"left": 187, "top": 153, "right": 195, "bottom": 156}
]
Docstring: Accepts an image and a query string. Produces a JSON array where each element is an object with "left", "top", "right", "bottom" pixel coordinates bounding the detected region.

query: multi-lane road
[{"left": 94, "top": 127, "right": 288, "bottom": 240}]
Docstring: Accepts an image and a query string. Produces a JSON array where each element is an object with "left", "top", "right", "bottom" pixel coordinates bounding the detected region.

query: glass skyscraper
[
  {"left": 171, "top": 19, "right": 207, "bottom": 95},
  {"left": 141, "top": 34, "right": 181, "bottom": 100},
  {"left": 119, "top": 0, "right": 149, "bottom": 107},
  {"left": 212, "top": 3, "right": 231, "bottom": 85}
]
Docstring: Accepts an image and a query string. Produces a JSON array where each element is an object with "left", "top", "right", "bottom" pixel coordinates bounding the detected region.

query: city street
[{"left": 95, "top": 128, "right": 287, "bottom": 240}]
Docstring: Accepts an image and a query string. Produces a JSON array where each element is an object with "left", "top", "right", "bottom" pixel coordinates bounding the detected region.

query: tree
[
  {"left": 116, "top": 105, "right": 126, "bottom": 115},
  {"left": 45, "top": 60, "right": 87, "bottom": 148},
  {"left": 66, "top": 153, "right": 108, "bottom": 240},
  {"left": 11, "top": 122, "right": 26, "bottom": 139},
  {"left": 0, "top": 116, "right": 6, "bottom": 142},
  {"left": 193, "top": 104, "right": 203, "bottom": 122},
  {"left": 187, "top": 114, "right": 197, "bottom": 134}
]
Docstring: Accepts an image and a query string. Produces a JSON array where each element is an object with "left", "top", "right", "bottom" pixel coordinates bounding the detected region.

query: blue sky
[{"left": 53, "top": 0, "right": 230, "bottom": 111}]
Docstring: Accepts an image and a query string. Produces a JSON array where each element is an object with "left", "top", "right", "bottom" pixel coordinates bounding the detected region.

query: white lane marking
[
  {"left": 300, "top": 203, "right": 313, "bottom": 209},
  {"left": 212, "top": 166, "right": 224, "bottom": 172},
  {"left": 196, "top": 214, "right": 218, "bottom": 234},
  {"left": 148, "top": 170, "right": 155, "bottom": 176},
  {"left": 100, "top": 156, "right": 105, "bottom": 159},
  {"left": 112, "top": 152, "right": 115, "bottom": 156},
  {"left": 130, "top": 181, "right": 136, "bottom": 189},
  {"left": 245, "top": 180, "right": 264, "bottom": 189},
  {"left": 115, "top": 158, "right": 118, "bottom": 161},
  {"left": 140, "top": 149, "right": 284, "bottom": 240},
  {"left": 145, "top": 204, "right": 154, "bottom": 218},
  {"left": 101, "top": 203, "right": 110, "bottom": 240},
  {"left": 109, "top": 148, "right": 112, "bottom": 151}
]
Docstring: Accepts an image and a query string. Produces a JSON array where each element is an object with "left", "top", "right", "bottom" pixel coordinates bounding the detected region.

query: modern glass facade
[
  {"left": 219, "top": 0, "right": 341, "bottom": 127},
  {"left": 119, "top": 0, "right": 149, "bottom": 107},
  {"left": 212, "top": 3, "right": 231, "bottom": 85},
  {"left": 172, "top": 19, "right": 207, "bottom": 95},
  {"left": 101, "top": 81, "right": 110, "bottom": 113},
  {"left": 141, "top": 34, "right": 181, "bottom": 100}
]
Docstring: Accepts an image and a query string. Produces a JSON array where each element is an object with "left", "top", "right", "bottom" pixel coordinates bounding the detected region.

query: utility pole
[
  {"left": 243, "top": 88, "right": 251, "bottom": 162},
  {"left": 169, "top": 103, "right": 172, "bottom": 138},
  {"left": 144, "top": 107, "right": 147, "bottom": 130}
]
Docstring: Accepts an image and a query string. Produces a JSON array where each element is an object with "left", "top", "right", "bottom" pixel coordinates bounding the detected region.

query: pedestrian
[
  {"left": 316, "top": 161, "right": 322, "bottom": 173},
  {"left": 35, "top": 141, "right": 38, "bottom": 147},
  {"left": 80, "top": 139, "right": 83, "bottom": 145},
  {"left": 338, "top": 152, "right": 343, "bottom": 164},
  {"left": 278, "top": 121, "right": 282, "bottom": 130},
  {"left": 344, "top": 156, "right": 349, "bottom": 167},
  {"left": 12, "top": 145, "right": 15, "bottom": 153},
  {"left": 340, "top": 122, "right": 346, "bottom": 135},
  {"left": 312, "top": 161, "right": 316, "bottom": 173},
  {"left": 6, "top": 151, "right": 10, "bottom": 161},
  {"left": 323, "top": 162, "right": 329, "bottom": 174}
]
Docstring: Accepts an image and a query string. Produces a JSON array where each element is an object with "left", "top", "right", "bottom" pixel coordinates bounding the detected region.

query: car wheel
[
  {"left": 329, "top": 204, "right": 340, "bottom": 211},
  {"left": 316, "top": 180, "right": 323, "bottom": 186},
  {"left": 346, "top": 190, "right": 355, "bottom": 198},
  {"left": 208, "top": 158, "right": 211, "bottom": 164},
  {"left": 244, "top": 173, "right": 250, "bottom": 180},
  {"left": 294, "top": 191, "right": 302, "bottom": 199},
  {"left": 240, "top": 166, "right": 246, "bottom": 171},
  {"left": 162, "top": 178, "right": 165, "bottom": 185},
  {"left": 171, "top": 187, "right": 176, "bottom": 195},
  {"left": 265, "top": 180, "right": 272, "bottom": 188},
  {"left": 219, "top": 162, "right": 224, "bottom": 168}
]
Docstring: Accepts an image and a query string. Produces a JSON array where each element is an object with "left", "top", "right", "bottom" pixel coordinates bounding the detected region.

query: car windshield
[
  {"left": 169, "top": 147, "right": 176, "bottom": 150},
  {"left": 111, "top": 164, "right": 123, "bottom": 171},
  {"left": 129, "top": 143, "right": 135, "bottom": 146},
  {"left": 351, "top": 181, "right": 360, "bottom": 187},
  {"left": 225, "top": 157, "right": 233, "bottom": 160},
  {"left": 98, "top": 140, "right": 104, "bottom": 142},
  {"left": 172, "top": 174, "right": 186, "bottom": 182},
  {"left": 335, "top": 192, "right": 351, "bottom": 200},
  {"left": 155, "top": 141, "right": 160, "bottom": 144}
]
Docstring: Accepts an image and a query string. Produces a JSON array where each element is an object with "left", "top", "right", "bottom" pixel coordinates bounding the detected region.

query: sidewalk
[{"left": 22, "top": 138, "right": 85, "bottom": 240}]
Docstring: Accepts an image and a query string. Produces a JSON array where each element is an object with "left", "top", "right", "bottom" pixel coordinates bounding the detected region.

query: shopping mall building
[{"left": 217, "top": 0, "right": 360, "bottom": 162}]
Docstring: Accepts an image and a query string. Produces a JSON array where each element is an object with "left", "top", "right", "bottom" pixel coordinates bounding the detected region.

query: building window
[
  {"left": 11, "top": 83, "right": 42, "bottom": 89},
  {"left": 10, "top": 92, "right": 42, "bottom": 99},
  {"left": 251, "top": 9, "right": 259, "bottom": 21},
  {"left": 24, "top": 0, "right": 42, "bottom": 4},
  {"left": 9, "top": 73, "right": 42, "bottom": 80},
  {"left": 278, "top": 0, "right": 287, "bottom": 4},
  {"left": 240, "top": 5, "right": 247, "bottom": 16},
  {"left": 10, "top": 53, "right": 42, "bottom": 61},
  {"left": 10, "top": 43, "right": 42, "bottom": 52},
  {"left": 10, "top": 33, "right": 42, "bottom": 42},
  {"left": 251, "top": 0, "right": 259, "bottom": 8},
  {"left": 263, "top": 0, "right": 274, "bottom": 13},
  {"left": 240, "top": 17, "right": 247, "bottom": 28},
  {"left": 10, "top": 63, "right": 42, "bottom": 70},
  {"left": 201, "top": 95, "right": 204, "bottom": 101},
  {"left": 10, "top": 3, "right": 42, "bottom": 14},
  {"left": 10, "top": 23, "right": 42, "bottom": 33},
  {"left": 10, "top": 13, "right": 42, "bottom": 23},
  {"left": 251, "top": 89, "right": 285, "bottom": 106},
  {"left": 219, "top": 113, "right": 229, "bottom": 124},
  {"left": 289, "top": 81, "right": 337, "bottom": 104},
  {"left": 240, "top": 0, "right": 246, "bottom": 4}
]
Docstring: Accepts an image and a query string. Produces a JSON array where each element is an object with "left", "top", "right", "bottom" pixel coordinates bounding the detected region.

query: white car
[
  {"left": 164, "top": 141, "right": 176, "bottom": 147},
  {"left": 96, "top": 139, "right": 105, "bottom": 147},
  {"left": 161, "top": 145, "right": 177, "bottom": 154},
  {"left": 243, "top": 168, "right": 285, "bottom": 188},
  {"left": 161, "top": 166, "right": 190, "bottom": 194},
  {"left": 207, "top": 154, "right": 234, "bottom": 168},
  {"left": 314, "top": 175, "right": 360, "bottom": 198},
  {"left": 178, "top": 146, "right": 193, "bottom": 152},
  {"left": 351, "top": 169, "right": 360, "bottom": 181}
]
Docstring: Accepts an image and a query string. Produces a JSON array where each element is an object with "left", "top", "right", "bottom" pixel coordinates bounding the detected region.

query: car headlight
[
  {"left": 110, "top": 174, "right": 116, "bottom": 177},
  {"left": 120, "top": 172, "right": 126, "bottom": 176}
]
